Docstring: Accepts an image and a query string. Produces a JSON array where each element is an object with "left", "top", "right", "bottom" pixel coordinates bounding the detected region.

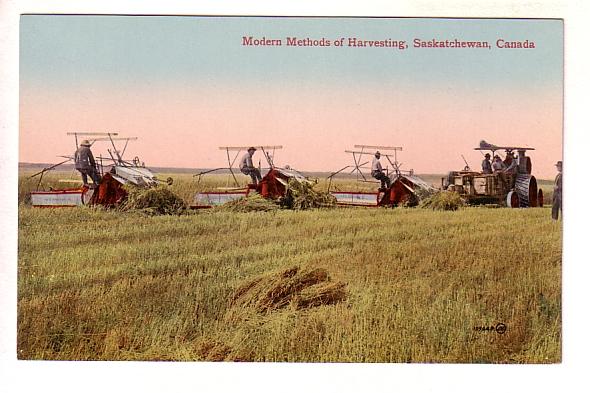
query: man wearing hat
[
  {"left": 552, "top": 160, "right": 562, "bottom": 220},
  {"left": 74, "top": 140, "right": 101, "bottom": 187},
  {"left": 500, "top": 151, "right": 520, "bottom": 190},
  {"left": 481, "top": 153, "right": 492, "bottom": 174},
  {"left": 239, "top": 147, "right": 262, "bottom": 185},
  {"left": 492, "top": 155, "right": 506, "bottom": 172},
  {"left": 371, "top": 151, "right": 391, "bottom": 190}
]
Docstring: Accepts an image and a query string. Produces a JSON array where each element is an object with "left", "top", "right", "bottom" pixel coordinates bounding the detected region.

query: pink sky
[{"left": 20, "top": 82, "right": 562, "bottom": 179}]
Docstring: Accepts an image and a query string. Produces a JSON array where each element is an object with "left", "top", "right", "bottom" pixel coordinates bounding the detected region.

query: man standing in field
[
  {"left": 240, "top": 147, "right": 262, "bottom": 185},
  {"left": 552, "top": 160, "right": 562, "bottom": 220},
  {"left": 481, "top": 153, "right": 492, "bottom": 174},
  {"left": 371, "top": 151, "right": 391, "bottom": 190},
  {"left": 74, "top": 139, "right": 101, "bottom": 187}
]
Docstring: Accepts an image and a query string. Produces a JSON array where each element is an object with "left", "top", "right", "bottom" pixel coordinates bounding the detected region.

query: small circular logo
[{"left": 495, "top": 323, "right": 507, "bottom": 335}]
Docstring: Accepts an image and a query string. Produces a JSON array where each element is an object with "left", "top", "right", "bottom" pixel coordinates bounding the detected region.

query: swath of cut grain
[
  {"left": 281, "top": 178, "right": 337, "bottom": 210},
  {"left": 214, "top": 193, "right": 279, "bottom": 212},
  {"left": 294, "top": 281, "right": 347, "bottom": 310},
  {"left": 229, "top": 266, "right": 346, "bottom": 314},
  {"left": 118, "top": 186, "right": 187, "bottom": 215},
  {"left": 420, "top": 191, "right": 465, "bottom": 211}
]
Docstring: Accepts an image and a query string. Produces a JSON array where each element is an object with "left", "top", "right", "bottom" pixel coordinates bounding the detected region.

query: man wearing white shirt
[
  {"left": 371, "top": 151, "right": 391, "bottom": 190},
  {"left": 240, "top": 147, "right": 262, "bottom": 185}
]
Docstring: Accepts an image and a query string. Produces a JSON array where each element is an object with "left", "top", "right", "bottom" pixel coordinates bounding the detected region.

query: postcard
[
  {"left": 16, "top": 13, "right": 563, "bottom": 363},
  {"left": 3, "top": 8, "right": 578, "bottom": 393}
]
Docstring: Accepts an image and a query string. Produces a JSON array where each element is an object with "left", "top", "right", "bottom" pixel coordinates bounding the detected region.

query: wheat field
[{"left": 17, "top": 171, "right": 561, "bottom": 362}]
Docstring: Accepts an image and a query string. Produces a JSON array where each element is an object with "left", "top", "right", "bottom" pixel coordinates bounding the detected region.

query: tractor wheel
[
  {"left": 538, "top": 189, "right": 544, "bottom": 207},
  {"left": 506, "top": 191, "right": 520, "bottom": 208},
  {"left": 515, "top": 174, "right": 537, "bottom": 207}
]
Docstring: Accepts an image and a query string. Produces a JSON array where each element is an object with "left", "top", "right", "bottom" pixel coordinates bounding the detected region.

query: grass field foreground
[{"left": 18, "top": 178, "right": 561, "bottom": 362}]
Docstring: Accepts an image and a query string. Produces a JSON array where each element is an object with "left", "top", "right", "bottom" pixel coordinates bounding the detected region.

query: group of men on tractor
[
  {"left": 480, "top": 151, "right": 519, "bottom": 189},
  {"left": 479, "top": 151, "right": 562, "bottom": 220}
]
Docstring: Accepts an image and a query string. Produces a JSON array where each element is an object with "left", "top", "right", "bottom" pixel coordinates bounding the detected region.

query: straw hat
[
  {"left": 80, "top": 140, "right": 91, "bottom": 147},
  {"left": 248, "top": 146, "right": 257, "bottom": 152}
]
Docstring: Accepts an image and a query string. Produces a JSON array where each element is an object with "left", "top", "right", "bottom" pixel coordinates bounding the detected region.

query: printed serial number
[{"left": 473, "top": 323, "right": 507, "bottom": 335}]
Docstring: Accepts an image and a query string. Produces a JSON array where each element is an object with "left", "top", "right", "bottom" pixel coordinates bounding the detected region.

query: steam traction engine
[{"left": 443, "top": 141, "right": 543, "bottom": 208}]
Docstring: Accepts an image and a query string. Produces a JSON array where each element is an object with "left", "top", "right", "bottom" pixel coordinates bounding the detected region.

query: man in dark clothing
[
  {"left": 503, "top": 151, "right": 514, "bottom": 167},
  {"left": 371, "top": 151, "right": 391, "bottom": 190},
  {"left": 74, "top": 140, "right": 101, "bottom": 187},
  {"left": 500, "top": 151, "right": 519, "bottom": 190},
  {"left": 504, "top": 153, "right": 518, "bottom": 174},
  {"left": 552, "top": 160, "right": 562, "bottom": 220},
  {"left": 240, "top": 147, "right": 262, "bottom": 185},
  {"left": 481, "top": 153, "right": 492, "bottom": 174}
]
